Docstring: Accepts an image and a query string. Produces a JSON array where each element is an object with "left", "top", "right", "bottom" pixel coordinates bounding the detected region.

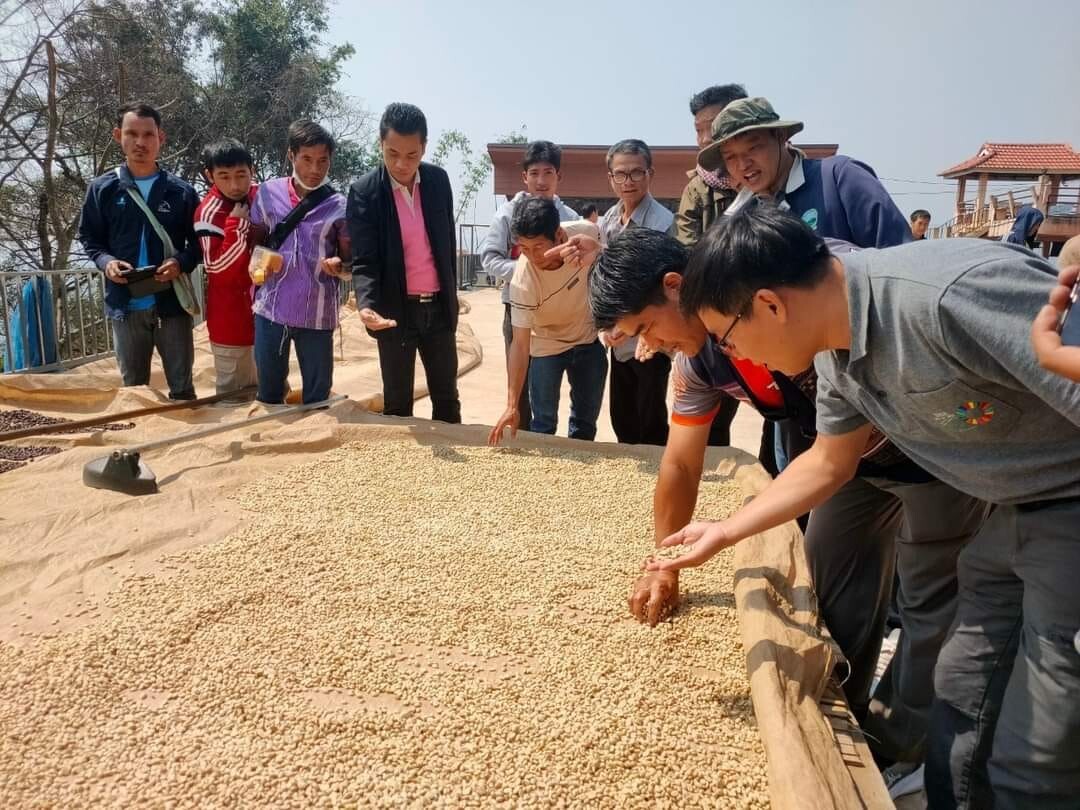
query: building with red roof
[{"left": 937, "top": 143, "right": 1080, "bottom": 250}]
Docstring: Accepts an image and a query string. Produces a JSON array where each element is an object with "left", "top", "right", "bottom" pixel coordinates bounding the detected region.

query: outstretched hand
[
  {"left": 488, "top": 407, "right": 520, "bottom": 446},
  {"left": 359, "top": 307, "right": 398, "bottom": 331},
  {"left": 643, "top": 521, "right": 734, "bottom": 574}
]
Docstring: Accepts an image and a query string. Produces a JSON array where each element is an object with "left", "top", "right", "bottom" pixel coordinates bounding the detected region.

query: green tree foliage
[
  {"left": 200, "top": 0, "right": 371, "bottom": 183},
  {"left": 428, "top": 129, "right": 491, "bottom": 223},
  {"left": 0, "top": 0, "right": 376, "bottom": 274}
]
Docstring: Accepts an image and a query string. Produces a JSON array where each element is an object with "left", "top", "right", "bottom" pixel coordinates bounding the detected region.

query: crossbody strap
[
  {"left": 116, "top": 167, "right": 176, "bottom": 258},
  {"left": 115, "top": 168, "right": 200, "bottom": 316},
  {"left": 265, "top": 183, "right": 335, "bottom": 251}
]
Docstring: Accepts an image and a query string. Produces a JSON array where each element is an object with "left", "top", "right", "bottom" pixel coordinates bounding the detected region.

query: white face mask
[{"left": 291, "top": 169, "right": 330, "bottom": 192}]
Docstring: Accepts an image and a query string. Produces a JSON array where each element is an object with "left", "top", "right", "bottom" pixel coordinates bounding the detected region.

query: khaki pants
[{"left": 211, "top": 342, "right": 257, "bottom": 399}]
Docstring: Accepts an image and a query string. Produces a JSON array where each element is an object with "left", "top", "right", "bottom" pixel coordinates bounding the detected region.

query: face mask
[{"left": 291, "top": 169, "right": 330, "bottom": 192}]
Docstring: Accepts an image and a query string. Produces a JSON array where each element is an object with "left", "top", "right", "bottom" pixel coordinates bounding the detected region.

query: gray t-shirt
[{"left": 815, "top": 238, "right": 1080, "bottom": 505}]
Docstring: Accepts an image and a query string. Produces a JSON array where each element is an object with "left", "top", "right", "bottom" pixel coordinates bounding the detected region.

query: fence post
[{"left": 0, "top": 278, "right": 12, "bottom": 371}]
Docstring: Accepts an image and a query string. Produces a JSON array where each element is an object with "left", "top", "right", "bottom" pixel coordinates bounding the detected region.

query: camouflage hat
[{"left": 697, "top": 97, "right": 804, "bottom": 173}]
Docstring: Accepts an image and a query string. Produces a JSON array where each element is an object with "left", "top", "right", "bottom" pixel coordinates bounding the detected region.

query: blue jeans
[
  {"left": 254, "top": 314, "right": 333, "bottom": 404},
  {"left": 527, "top": 340, "right": 607, "bottom": 440}
]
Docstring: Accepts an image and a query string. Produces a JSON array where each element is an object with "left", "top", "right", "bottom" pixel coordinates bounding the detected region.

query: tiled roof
[{"left": 941, "top": 143, "right": 1080, "bottom": 177}]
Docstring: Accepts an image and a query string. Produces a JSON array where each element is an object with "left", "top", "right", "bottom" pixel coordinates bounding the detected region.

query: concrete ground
[{"left": 448, "top": 287, "right": 764, "bottom": 453}]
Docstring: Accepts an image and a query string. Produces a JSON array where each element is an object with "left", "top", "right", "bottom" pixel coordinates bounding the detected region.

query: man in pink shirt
[{"left": 347, "top": 103, "right": 461, "bottom": 422}]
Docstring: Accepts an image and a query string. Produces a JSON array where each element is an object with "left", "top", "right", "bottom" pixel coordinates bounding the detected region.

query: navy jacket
[
  {"left": 347, "top": 163, "right": 458, "bottom": 339},
  {"left": 1003, "top": 205, "right": 1045, "bottom": 248},
  {"left": 783, "top": 155, "right": 911, "bottom": 248},
  {"left": 78, "top": 164, "right": 201, "bottom": 318}
]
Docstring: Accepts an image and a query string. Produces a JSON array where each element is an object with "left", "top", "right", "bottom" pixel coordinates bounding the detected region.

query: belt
[{"left": 406, "top": 293, "right": 439, "bottom": 303}]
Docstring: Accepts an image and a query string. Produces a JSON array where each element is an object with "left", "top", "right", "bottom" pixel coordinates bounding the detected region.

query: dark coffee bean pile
[
  {"left": 0, "top": 409, "right": 134, "bottom": 435},
  {"left": 0, "top": 445, "right": 62, "bottom": 462},
  {"left": 0, "top": 408, "right": 135, "bottom": 475}
]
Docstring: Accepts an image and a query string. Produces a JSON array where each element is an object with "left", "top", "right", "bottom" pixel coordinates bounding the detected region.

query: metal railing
[
  {"left": 457, "top": 222, "right": 497, "bottom": 290},
  {"left": 931, "top": 186, "right": 1080, "bottom": 240},
  {"left": 1, "top": 268, "right": 115, "bottom": 374},
  {"left": 3, "top": 235, "right": 502, "bottom": 375}
]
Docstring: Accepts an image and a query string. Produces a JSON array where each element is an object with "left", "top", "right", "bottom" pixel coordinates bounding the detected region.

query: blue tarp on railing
[{"left": 3, "top": 276, "right": 58, "bottom": 371}]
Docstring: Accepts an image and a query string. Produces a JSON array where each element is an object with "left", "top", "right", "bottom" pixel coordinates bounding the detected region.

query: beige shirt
[{"left": 509, "top": 220, "right": 600, "bottom": 357}]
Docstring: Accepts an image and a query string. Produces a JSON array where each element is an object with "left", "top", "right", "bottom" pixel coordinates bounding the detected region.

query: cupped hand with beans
[{"left": 627, "top": 569, "right": 680, "bottom": 627}]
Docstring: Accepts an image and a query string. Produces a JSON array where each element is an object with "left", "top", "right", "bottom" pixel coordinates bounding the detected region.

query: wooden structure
[
  {"left": 935, "top": 143, "right": 1080, "bottom": 251},
  {"left": 488, "top": 142, "right": 840, "bottom": 214}
]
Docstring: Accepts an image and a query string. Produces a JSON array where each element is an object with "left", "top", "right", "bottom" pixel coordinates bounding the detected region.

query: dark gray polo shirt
[{"left": 814, "top": 238, "right": 1080, "bottom": 505}]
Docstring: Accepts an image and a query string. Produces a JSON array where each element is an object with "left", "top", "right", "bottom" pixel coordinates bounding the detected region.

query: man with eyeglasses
[
  {"left": 696, "top": 99, "right": 968, "bottom": 799},
  {"left": 598, "top": 139, "right": 674, "bottom": 446},
  {"left": 652, "top": 204, "right": 1080, "bottom": 810},
  {"left": 579, "top": 224, "right": 987, "bottom": 800}
]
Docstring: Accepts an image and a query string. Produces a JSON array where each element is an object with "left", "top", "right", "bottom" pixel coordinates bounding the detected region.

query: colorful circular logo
[
  {"left": 956, "top": 401, "right": 995, "bottom": 426},
  {"left": 801, "top": 208, "right": 819, "bottom": 230}
]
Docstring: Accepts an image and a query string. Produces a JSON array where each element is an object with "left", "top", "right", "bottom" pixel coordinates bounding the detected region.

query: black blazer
[{"left": 347, "top": 162, "right": 458, "bottom": 339}]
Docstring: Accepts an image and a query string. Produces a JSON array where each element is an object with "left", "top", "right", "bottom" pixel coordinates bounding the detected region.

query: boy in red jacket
[{"left": 194, "top": 139, "right": 258, "bottom": 400}]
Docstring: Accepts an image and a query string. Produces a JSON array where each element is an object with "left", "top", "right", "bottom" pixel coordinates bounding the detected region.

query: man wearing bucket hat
[
  {"left": 694, "top": 98, "right": 986, "bottom": 800},
  {"left": 699, "top": 96, "right": 911, "bottom": 248}
]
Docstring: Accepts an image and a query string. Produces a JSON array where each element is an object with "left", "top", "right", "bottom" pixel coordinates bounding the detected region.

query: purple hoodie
[{"left": 251, "top": 177, "right": 349, "bottom": 330}]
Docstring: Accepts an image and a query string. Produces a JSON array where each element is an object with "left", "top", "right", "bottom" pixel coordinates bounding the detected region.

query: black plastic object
[
  {"left": 122, "top": 265, "right": 171, "bottom": 298},
  {"left": 79, "top": 394, "right": 347, "bottom": 496},
  {"left": 82, "top": 449, "right": 158, "bottom": 495}
]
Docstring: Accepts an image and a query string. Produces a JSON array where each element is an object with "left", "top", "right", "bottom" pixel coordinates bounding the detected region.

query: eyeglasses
[
  {"left": 716, "top": 311, "right": 743, "bottom": 353},
  {"left": 609, "top": 169, "right": 648, "bottom": 184}
]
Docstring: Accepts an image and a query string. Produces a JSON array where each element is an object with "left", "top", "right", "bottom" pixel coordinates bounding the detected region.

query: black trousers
[
  {"left": 502, "top": 303, "right": 530, "bottom": 430},
  {"left": 609, "top": 352, "right": 670, "bottom": 446},
  {"left": 377, "top": 299, "right": 461, "bottom": 423}
]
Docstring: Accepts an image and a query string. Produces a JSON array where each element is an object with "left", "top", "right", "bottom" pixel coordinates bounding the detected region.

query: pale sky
[{"left": 329, "top": 0, "right": 1080, "bottom": 227}]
